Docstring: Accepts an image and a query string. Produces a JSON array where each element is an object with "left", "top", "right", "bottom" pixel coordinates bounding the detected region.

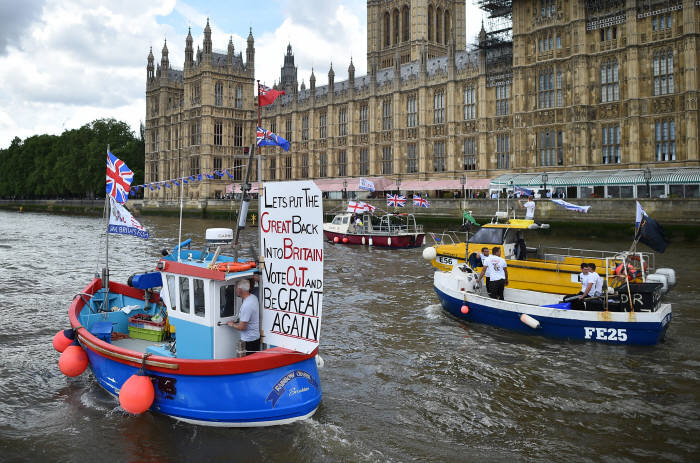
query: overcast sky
[{"left": 0, "top": 0, "right": 485, "bottom": 149}]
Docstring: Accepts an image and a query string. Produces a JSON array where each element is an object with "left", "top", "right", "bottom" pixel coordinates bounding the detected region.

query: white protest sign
[{"left": 260, "top": 181, "right": 323, "bottom": 354}]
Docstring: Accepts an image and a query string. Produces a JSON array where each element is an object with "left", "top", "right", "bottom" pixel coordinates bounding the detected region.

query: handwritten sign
[{"left": 260, "top": 181, "right": 323, "bottom": 354}]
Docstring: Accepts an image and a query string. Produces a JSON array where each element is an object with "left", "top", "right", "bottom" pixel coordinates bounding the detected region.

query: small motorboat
[
  {"left": 432, "top": 257, "right": 672, "bottom": 345},
  {"left": 323, "top": 211, "right": 425, "bottom": 248}
]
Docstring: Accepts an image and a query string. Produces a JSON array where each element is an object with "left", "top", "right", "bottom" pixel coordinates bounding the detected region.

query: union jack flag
[
  {"left": 386, "top": 194, "right": 406, "bottom": 207},
  {"left": 106, "top": 150, "right": 133, "bottom": 204},
  {"left": 257, "top": 126, "right": 290, "bottom": 151},
  {"left": 413, "top": 194, "right": 430, "bottom": 208}
]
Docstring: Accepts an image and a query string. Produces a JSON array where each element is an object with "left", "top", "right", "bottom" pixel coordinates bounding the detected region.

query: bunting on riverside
[
  {"left": 258, "top": 83, "right": 284, "bottom": 106},
  {"left": 106, "top": 150, "right": 133, "bottom": 204},
  {"left": 386, "top": 194, "right": 406, "bottom": 208},
  {"left": 257, "top": 126, "right": 290, "bottom": 151}
]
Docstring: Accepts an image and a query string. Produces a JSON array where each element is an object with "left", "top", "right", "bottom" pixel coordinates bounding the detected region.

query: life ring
[{"left": 215, "top": 261, "right": 256, "bottom": 272}]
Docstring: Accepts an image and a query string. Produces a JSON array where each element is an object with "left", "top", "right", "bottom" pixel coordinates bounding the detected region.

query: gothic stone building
[
  {"left": 144, "top": 20, "right": 256, "bottom": 200},
  {"left": 145, "top": 1, "right": 699, "bottom": 200}
]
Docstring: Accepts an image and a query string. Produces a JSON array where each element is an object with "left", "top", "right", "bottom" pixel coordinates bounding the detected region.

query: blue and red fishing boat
[{"left": 54, "top": 146, "right": 325, "bottom": 426}]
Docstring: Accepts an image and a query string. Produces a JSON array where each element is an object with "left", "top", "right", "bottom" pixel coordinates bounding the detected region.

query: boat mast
[{"left": 102, "top": 144, "right": 110, "bottom": 309}]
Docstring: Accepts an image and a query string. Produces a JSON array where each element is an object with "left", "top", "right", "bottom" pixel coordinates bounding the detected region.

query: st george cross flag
[
  {"left": 258, "top": 83, "right": 284, "bottom": 106},
  {"left": 413, "top": 194, "right": 430, "bottom": 208},
  {"left": 550, "top": 198, "right": 591, "bottom": 213},
  {"left": 108, "top": 197, "right": 149, "bottom": 239},
  {"left": 106, "top": 150, "right": 133, "bottom": 204},
  {"left": 386, "top": 194, "right": 406, "bottom": 207},
  {"left": 347, "top": 200, "right": 375, "bottom": 213},
  {"left": 257, "top": 126, "right": 290, "bottom": 151}
]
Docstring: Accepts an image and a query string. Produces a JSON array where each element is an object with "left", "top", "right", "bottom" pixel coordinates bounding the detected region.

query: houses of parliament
[{"left": 144, "top": 0, "right": 699, "bottom": 201}]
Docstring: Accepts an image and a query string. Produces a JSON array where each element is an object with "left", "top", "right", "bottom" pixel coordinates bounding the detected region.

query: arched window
[
  {"left": 384, "top": 12, "right": 390, "bottom": 47},
  {"left": 214, "top": 81, "right": 223, "bottom": 106},
  {"left": 428, "top": 5, "right": 433, "bottom": 41},
  {"left": 393, "top": 9, "right": 400, "bottom": 44},
  {"left": 444, "top": 10, "right": 450, "bottom": 44},
  {"left": 402, "top": 6, "right": 410, "bottom": 41},
  {"left": 436, "top": 7, "right": 442, "bottom": 44}
]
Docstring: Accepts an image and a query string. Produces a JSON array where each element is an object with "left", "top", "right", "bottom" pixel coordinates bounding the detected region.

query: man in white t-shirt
[
  {"left": 227, "top": 279, "right": 260, "bottom": 355},
  {"left": 519, "top": 195, "right": 536, "bottom": 220},
  {"left": 478, "top": 247, "right": 508, "bottom": 300}
]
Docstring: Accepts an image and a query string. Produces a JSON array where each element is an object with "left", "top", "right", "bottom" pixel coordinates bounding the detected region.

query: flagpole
[{"left": 103, "top": 144, "right": 111, "bottom": 310}]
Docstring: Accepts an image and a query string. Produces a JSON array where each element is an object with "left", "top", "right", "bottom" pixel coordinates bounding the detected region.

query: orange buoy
[
  {"left": 53, "top": 329, "right": 75, "bottom": 352},
  {"left": 59, "top": 342, "right": 88, "bottom": 377},
  {"left": 342, "top": 237, "right": 348, "bottom": 243},
  {"left": 461, "top": 305, "right": 469, "bottom": 314},
  {"left": 119, "top": 373, "right": 155, "bottom": 414},
  {"left": 333, "top": 237, "right": 339, "bottom": 243}
]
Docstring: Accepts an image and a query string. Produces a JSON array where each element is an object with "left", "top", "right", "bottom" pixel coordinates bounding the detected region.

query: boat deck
[{"left": 111, "top": 337, "right": 168, "bottom": 354}]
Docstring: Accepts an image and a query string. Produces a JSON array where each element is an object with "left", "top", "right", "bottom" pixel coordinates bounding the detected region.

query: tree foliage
[{"left": 0, "top": 118, "right": 144, "bottom": 199}]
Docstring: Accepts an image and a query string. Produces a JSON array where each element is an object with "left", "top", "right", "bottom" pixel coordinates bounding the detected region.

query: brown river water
[{"left": 0, "top": 209, "right": 698, "bottom": 462}]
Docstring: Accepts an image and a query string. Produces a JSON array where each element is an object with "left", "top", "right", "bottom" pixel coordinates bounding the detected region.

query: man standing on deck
[
  {"left": 478, "top": 247, "right": 508, "bottom": 300},
  {"left": 228, "top": 280, "right": 260, "bottom": 355},
  {"left": 519, "top": 195, "right": 536, "bottom": 220}
]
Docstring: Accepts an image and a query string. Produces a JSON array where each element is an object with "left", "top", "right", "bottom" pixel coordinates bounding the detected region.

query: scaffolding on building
[{"left": 475, "top": 0, "right": 513, "bottom": 68}]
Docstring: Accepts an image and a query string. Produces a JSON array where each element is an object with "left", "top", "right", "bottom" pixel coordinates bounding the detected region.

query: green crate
[{"left": 129, "top": 325, "right": 165, "bottom": 342}]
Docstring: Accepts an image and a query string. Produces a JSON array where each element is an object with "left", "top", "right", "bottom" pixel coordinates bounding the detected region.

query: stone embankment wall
[{"left": 2, "top": 198, "right": 699, "bottom": 224}]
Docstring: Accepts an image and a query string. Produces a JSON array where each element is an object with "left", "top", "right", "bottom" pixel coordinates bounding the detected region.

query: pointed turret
[
  {"left": 161, "top": 39, "right": 169, "bottom": 70},
  {"left": 227, "top": 36, "right": 234, "bottom": 65},
  {"left": 203, "top": 18, "right": 212, "bottom": 55},
  {"left": 245, "top": 27, "right": 255, "bottom": 73},
  {"left": 300, "top": 79, "right": 306, "bottom": 91},
  {"left": 478, "top": 20, "right": 487, "bottom": 44},
  {"left": 328, "top": 62, "right": 335, "bottom": 90},
  {"left": 348, "top": 58, "right": 355, "bottom": 82},
  {"left": 147, "top": 47, "right": 154, "bottom": 80},
  {"left": 185, "top": 27, "right": 193, "bottom": 68},
  {"left": 309, "top": 68, "right": 316, "bottom": 92}
]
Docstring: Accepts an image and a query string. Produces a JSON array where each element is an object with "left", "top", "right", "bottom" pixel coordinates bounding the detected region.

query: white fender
[
  {"left": 646, "top": 273, "right": 668, "bottom": 294},
  {"left": 361, "top": 236, "right": 366, "bottom": 245},
  {"left": 520, "top": 313, "right": 541, "bottom": 329},
  {"left": 655, "top": 268, "right": 676, "bottom": 286},
  {"left": 387, "top": 237, "right": 392, "bottom": 246},
  {"left": 422, "top": 246, "right": 437, "bottom": 261},
  {"left": 315, "top": 354, "right": 324, "bottom": 368},
  {"left": 369, "top": 237, "right": 373, "bottom": 246}
]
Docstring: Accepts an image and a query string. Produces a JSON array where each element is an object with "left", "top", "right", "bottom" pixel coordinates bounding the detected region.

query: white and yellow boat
[{"left": 422, "top": 217, "right": 675, "bottom": 295}]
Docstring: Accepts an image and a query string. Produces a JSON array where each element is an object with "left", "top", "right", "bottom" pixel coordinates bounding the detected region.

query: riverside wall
[{"left": 2, "top": 198, "right": 699, "bottom": 225}]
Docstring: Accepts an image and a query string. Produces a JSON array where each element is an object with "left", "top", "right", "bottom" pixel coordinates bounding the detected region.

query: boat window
[
  {"left": 332, "top": 216, "right": 342, "bottom": 225},
  {"left": 469, "top": 227, "right": 505, "bottom": 244},
  {"left": 342, "top": 216, "right": 349, "bottom": 224},
  {"left": 193, "top": 278, "right": 205, "bottom": 317},
  {"left": 503, "top": 229, "right": 518, "bottom": 244},
  {"left": 220, "top": 284, "right": 237, "bottom": 318},
  {"left": 179, "top": 277, "right": 190, "bottom": 314},
  {"left": 166, "top": 275, "right": 177, "bottom": 310}
]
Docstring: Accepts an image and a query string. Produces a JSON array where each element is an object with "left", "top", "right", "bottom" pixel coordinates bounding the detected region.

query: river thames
[{"left": 0, "top": 209, "right": 698, "bottom": 462}]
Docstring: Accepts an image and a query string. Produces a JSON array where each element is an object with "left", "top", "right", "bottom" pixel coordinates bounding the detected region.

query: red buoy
[
  {"left": 461, "top": 305, "right": 469, "bottom": 314},
  {"left": 53, "top": 329, "right": 75, "bottom": 352},
  {"left": 333, "top": 237, "right": 339, "bottom": 243},
  {"left": 342, "top": 237, "right": 348, "bottom": 243},
  {"left": 59, "top": 343, "right": 88, "bottom": 377},
  {"left": 119, "top": 373, "right": 155, "bottom": 414}
]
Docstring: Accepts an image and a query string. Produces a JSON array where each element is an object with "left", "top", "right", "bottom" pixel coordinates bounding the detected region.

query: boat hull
[
  {"left": 323, "top": 230, "right": 424, "bottom": 248},
  {"left": 85, "top": 346, "right": 322, "bottom": 426},
  {"left": 434, "top": 272, "right": 671, "bottom": 345}
]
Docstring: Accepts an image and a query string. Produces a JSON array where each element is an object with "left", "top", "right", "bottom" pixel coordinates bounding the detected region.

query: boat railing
[
  {"left": 538, "top": 246, "right": 655, "bottom": 271},
  {"left": 426, "top": 231, "right": 465, "bottom": 246}
]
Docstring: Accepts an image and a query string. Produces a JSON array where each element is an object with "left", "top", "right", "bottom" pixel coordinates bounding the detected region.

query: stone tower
[
  {"left": 366, "top": 0, "right": 466, "bottom": 70},
  {"left": 280, "top": 43, "right": 298, "bottom": 93}
]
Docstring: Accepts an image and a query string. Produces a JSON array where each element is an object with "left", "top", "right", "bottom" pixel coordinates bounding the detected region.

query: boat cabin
[{"left": 156, "top": 228, "right": 259, "bottom": 360}]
